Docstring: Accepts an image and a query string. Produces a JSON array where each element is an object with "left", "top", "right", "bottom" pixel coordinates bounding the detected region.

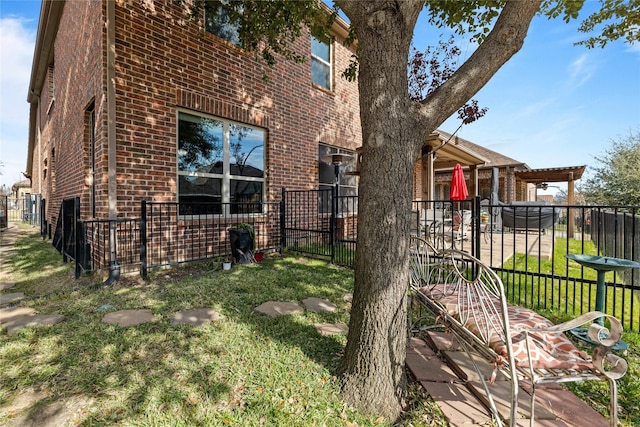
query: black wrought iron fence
[
  {"left": 52, "top": 197, "right": 83, "bottom": 278},
  {"left": 4, "top": 194, "right": 42, "bottom": 225},
  {"left": 0, "top": 195, "right": 7, "bottom": 229},
  {"left": 475, "top": 202, "right": 639, "bottom": 332},
  {"left": 80, "top": 217, "right": 141, "bottom": 274},
  {"left": 140, "top": 200, "right": 282, "bottom": 279},
  {"left": 281, "top": 187, "right": 358, "bottom": 266},
  {"left": 40, "top": 190, "right": 640, "bottom": 331}
]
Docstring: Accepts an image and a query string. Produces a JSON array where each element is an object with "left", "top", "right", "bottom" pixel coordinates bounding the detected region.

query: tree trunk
[
  {"left": 337, "top": 3, "right": 424, "bottom": 421},
  {"left": 335, "top": 0, "right": 541, "bottom": 422}
]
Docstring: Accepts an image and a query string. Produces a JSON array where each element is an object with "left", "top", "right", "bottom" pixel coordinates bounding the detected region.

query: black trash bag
[{"left": 230, "top": 228, "right": 253, "bottom": 264}]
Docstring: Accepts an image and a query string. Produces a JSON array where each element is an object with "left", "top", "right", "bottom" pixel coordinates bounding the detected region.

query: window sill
[
  {"left": 47, "top": 98, "right": 55, "bottom": 115},
  {"left": 311, "top": 83, "right": 335, "bottom": 96}
]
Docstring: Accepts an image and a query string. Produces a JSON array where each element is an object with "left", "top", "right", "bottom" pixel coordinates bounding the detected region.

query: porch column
[
  {"left": 506, "top": 167, "right": 513, "bottom": 203},
  {"left": 469, "top": 165, "right": 478, "bottom": 198},
  {"left": 422, "top": 146, "right": 434, "bottom": 203}
]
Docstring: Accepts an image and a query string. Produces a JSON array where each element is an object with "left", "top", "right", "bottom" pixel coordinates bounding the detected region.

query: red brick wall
[
  {"left": 112, "top": 1, "right": 361, "bottom": 216},
  {"left": 33, "top": 0, "right": 104, "bottom": 225},
  {"left": 34, "top": 1, "right": 361, "bottom": 225}
]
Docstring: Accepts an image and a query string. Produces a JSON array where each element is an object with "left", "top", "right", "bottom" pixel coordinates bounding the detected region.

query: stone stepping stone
[
  {"left": 3, "top": 314, "right": 65, "bottom": 335},
  {"left": 169, "top": 308, "right": 223, "bottom": 326},
  {"left": 102, "top": 309, "right": 158, "bottom": 327},
  {"left": 0, "top": 389, "right": 47, "bottom": 414},
  {"left": 302, "top": 297, "right": 336, "bottom": 313},
  {"left": 0, "top": 282, "right": 16, "bottom": 291},
  {"left": 0, "top": 292, "right": 24, "bottom": 305},
  {"left": 2, "top": 394, "right": 94, "bottom": 427},
  {"left": 314, "top": 322, "right": 348, "bottom": 336},
  {"left": 0, "top": 307, "right": 36, "bottom": 323},
  {"left": 254, "top": 301, "right": 303, "bottom": 317}
]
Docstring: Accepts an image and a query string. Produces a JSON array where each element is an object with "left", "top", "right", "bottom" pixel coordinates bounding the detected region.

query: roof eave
[
  {"left": 26, "top": 1, "right": 65, "bottom": 179},
  {"left": 27, "top": 0, "right": 65, "bottom": 104}
]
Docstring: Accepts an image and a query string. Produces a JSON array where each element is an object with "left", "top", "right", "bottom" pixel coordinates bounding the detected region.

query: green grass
[
  {"left": 500, "top": 237, "right": 640, "bottom": 331},
  {"left": 496, "top": 237, "right": 640, "bottom": 424},
  {"left": 2, "top": 229, "right": 638, "bottom": 426},
  {"left": 0, "top": 229, "right": 444, "bottom": 426}
]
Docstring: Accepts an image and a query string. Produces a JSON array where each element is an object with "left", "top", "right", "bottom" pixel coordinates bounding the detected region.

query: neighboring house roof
[
  {"left": 425, "top": 130, "right": 489, "bottom": 169},
  {"left": 11, "top": 179, "right": 31, "bottom": 192},
  {"left": 437, "top": 130, "right": 530, "bottom": 171}
]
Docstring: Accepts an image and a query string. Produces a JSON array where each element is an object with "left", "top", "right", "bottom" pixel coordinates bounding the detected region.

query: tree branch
[{"left": 417, "top": 0, "right": 542, "bottom": 127}]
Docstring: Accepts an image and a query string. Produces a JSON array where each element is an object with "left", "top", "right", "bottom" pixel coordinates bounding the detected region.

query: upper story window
[
  {"left": 311, "top": 36, "right": 332, "bottom": 91},
  {"left": 46, "top": 63, "right": 55, "bottom": 114},
  {"left": 178, "top": 111, "right": 265, "bottom": 215},
  {"left": 204, "top": 0, "right": 241, "bottom": 46}
]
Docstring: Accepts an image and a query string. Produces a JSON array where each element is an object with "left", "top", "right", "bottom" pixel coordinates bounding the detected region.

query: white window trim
[{"left": 311, "top": 36, "right": 333, "bottom": 91}]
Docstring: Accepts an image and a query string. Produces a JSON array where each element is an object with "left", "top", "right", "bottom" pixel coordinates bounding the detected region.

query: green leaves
[
  {"left": 574, "top": 0, "right": 640, "bottom": 48},
  {"left": 581, "top": 130, "right": 640, "bottom": 206}
]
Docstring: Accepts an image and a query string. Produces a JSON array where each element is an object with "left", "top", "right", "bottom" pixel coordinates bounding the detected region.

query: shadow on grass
[{"left": 1, "top": 231, "right": 359, "bottom": 425}]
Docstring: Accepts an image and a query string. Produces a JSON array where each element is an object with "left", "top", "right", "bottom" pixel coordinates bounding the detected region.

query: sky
[{"left": 0, "top": 1, "right": 638, "bottom": 195}]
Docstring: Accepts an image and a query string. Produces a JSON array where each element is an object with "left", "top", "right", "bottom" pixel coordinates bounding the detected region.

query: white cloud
[
  {"left": 0, "top": 17, "right": 36, "bottom": 185},
  {"left": 567, "top": 53, "right": 594, "bottom": 87},
  {"left": 625, "top": 40, "right": 640, "bottom": 53},
  {"left": 0, "top": 17, "right": 35, "bottom": 124}
]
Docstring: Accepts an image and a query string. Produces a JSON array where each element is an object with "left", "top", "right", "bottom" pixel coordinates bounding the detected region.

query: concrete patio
[{"left": 479, "top": 231, "right": 555, "bottom": 268}]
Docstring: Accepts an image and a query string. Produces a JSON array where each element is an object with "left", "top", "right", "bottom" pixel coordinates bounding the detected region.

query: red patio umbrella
[
  {"left": 450, "top": 164, "right": 468, "bottom": 232},
  {"left": 450, "top": 163, "right": 468, "bottom": 201}
]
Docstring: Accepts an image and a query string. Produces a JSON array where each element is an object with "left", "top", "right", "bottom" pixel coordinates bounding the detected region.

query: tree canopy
[
  {"left": 189, "top": 0, "right": 640, "bottom": 422},
  {"left": 580, "top": 130, "right": 640, "bottom": 206}
]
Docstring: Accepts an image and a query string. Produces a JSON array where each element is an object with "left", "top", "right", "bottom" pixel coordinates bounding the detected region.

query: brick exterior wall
[
  {"left": 33, "top": 1, "right": 361, "bottom": 224},
  {"left": 31, "top": 0, "right": 105, "bottom": 225}
]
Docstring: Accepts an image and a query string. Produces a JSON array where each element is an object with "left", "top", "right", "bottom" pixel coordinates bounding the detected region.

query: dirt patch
[{"left": 1, "top": 391, "right": 94, "bottom": 427}]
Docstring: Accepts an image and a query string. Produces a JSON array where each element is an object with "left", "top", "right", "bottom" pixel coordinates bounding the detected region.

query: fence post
[
  {"left": 473, "top": 196, "right": 481, "bottom": 259},
  {"left": 41, "top": 198, "right": 46, "bottom": 239},
  {"left": 330, "top": 185, "right": 336, "bottom": 264},
  {"left": 62, "top": 200, "right": 68, "bottom": 263},
  {"left": 140, "top": 200, "right": 148, "bottom": 280},
  {"left": 280, "top": 188, "right": 286, "bottom": 253},
  {"left": 74, "top": 197, "right": 81, "bottom": 279}
]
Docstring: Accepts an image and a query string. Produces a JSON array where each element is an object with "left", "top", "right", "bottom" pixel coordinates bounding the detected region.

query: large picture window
[
  {"left": 178, "top": 111, "right": 264, "bottom": 215},
  {"left": 319, "top": 144, "right": 357, "bottom": 214},
  {"left": 311, "top": 36, "right": 332, "bottom": 91}
]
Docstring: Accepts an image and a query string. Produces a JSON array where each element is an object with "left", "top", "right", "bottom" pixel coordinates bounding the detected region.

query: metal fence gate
[{"left": 281, "top": 187, "right": 357, "bottom": 266}]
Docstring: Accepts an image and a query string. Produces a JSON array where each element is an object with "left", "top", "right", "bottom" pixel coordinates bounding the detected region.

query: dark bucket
[{"left": 230, "top": 228, "right": 253, "bottom": 264}]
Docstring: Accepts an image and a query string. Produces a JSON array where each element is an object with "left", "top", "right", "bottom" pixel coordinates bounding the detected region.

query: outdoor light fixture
[
  {"left": 537, "top": 183, "right": 549, "bottom": 191},
  {"left": 322, "top": 153, "right": 353, "bottom": 219},
  {"left": 321, "top": 153, "right": 353, "bottom": 185},
  {"left": 322, "top": 153, "right": 352, "bottom": 167}
]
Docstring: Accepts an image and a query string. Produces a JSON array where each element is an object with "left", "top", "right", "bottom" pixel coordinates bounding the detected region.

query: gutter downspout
[{"left": 105, "top": 0, "right": 119, "bottom": 284}]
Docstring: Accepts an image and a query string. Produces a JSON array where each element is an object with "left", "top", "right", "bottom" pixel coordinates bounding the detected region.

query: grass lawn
[
  {"left": 500, "top": 237, "right": 640, "bottom": 331},
  {"left": 1, "top": 228, "right": 638, "bottom": 425},
  {"left": 0, "top": 228, "right": 442, "bottom": 426},
  {"left": 499, "top": 237, "right": 640, "bottom": 424}
]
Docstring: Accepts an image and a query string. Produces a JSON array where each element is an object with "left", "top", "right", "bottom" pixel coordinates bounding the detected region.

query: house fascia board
[
  {"left": 425, "top": 132, "right": 488, "bottom": 169},
  {"left": 26, "top": 0, "right": 65, "bottom": 179},
  {"left": 319, "top": 1, "right": 352, "bottom": 44},
  {"left": 27, "top": 0, "right": 64, "bottom": 104}
]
